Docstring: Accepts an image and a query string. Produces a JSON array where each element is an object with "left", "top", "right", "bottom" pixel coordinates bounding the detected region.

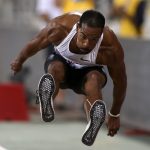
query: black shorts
[{"left": 44, "top": 52, "right": 107, "bottom": 94}]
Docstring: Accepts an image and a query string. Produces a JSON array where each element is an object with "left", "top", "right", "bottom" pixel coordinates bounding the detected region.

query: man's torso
[{"left": 47, "top": 13, "right": 118, "bottom": 67}]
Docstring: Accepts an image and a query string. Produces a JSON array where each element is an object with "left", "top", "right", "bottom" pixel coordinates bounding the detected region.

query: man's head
[
  {"left": 79, "top": 10, "right": 105, "bottom": 28},
  {"left": 76, "top": 10, "right": 105, "bottom": 53}
]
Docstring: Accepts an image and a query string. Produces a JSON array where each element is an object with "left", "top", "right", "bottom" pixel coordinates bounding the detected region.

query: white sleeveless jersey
[{"left": 54, "top": 23, "right": 103, "bottom": 68}]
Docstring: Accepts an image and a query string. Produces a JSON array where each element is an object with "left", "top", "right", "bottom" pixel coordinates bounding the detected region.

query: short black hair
[{"left": 79, "top": 10, "right": 105, "bottom": 28}]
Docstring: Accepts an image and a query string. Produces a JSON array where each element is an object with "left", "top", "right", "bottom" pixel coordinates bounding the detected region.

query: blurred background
[{"left": 0, "top": 0, "right": 150, "bottom": 150}]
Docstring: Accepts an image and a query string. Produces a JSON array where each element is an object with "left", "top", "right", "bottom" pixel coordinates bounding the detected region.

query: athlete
[{"left": 11, "top": 10, "right": 127, "bottom": 146}]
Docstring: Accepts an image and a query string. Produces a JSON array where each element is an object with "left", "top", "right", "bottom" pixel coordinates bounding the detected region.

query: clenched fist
[{"left": 10, "top": 59, "right": 23, "bottom": 75}]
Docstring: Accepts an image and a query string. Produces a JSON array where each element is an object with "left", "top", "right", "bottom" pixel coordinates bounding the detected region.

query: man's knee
[
  {"left": 84, "top": 71, "right": 105, "bottom": 92},
  {"left": 47, "top": 61, "right": 65, "bottom": 80}
]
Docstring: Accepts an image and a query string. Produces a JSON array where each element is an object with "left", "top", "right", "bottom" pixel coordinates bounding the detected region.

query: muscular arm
[
  {"left": 107, "top": 56, "right": 127, "bottom": 136},
  {"left": 108, "top": 61, "right": 127, "bottom": 115},
  {"left": 11, "top": 19, "right": 68, "bottom": 73},
  {"left": 107, "top": 30, "right": 127, "bottom": 115},
  {"left": 11, "top": 26, "right": 51, "bottom": 73},
  {"left": 11, "top": 13, "right": 80, "bottom": 74}
]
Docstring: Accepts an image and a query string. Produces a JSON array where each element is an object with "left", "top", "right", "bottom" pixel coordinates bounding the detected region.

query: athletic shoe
[
  {"left": 82, "top": 100, "right": 106, "bottom": 146},
  {"left": 37, "top": 73, "right": 55, "bottom": 122}
]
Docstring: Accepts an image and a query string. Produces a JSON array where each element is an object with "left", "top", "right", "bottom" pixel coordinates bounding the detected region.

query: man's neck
[{"left": 69, "top": 34, "right": 89, "bottom": 54}]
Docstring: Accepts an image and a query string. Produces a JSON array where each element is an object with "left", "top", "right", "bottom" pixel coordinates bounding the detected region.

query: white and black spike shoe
[
  {"left": 82, "top": 100, "right": 106, "bottom": 146},
  {"left": 37, "top": 73, "right": 55, "bottom": 122}
]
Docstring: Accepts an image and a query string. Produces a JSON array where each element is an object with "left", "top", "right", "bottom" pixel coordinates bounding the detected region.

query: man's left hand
[{"left": 106, "top": 115, "right": 120, "bottom": 136}]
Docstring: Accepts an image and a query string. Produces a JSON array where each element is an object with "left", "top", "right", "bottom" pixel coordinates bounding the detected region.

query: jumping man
[{"left": 11, "top": 10, "right": 127, "bottom": 146}]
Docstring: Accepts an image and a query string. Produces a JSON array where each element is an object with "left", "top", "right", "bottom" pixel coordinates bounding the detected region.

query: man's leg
[
  {"left": 38, "top": 61, "right": 65, "bottom": 122},
  {"left": 82, "top": 71, "right": 106, "bottom": 146},
  {"left": 47, "top": 61, "right": 65, "bottom": 98}
]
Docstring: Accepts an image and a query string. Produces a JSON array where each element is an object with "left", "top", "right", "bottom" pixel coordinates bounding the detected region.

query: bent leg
[
  {"left": 83, "top": 70, "right": 106, "bottom": 115},
  {"left": 47, "top": 60, "right": 65, "bottom": 99},
  {"left": 38, "top": 60, "right": 65, "bottom": 122},
  {"left": 82, "top": 71, "right": 106, "bottom": 146}
]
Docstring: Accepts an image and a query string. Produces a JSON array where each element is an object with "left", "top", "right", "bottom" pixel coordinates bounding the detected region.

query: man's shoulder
[
  {"left": 45, "top": 13, "right": 80, "bottom": 45},
  {"left": 102, "top": 26, "right": 119, "bottom": 46},
  {"left": 103, "top": 26, "right": 115, "bottom": 39},
  {"left": 99, "top": 26, "right": 124, "bottom": 65},
  {"left": 102, "top": 26, "right": 113, "bottom": 46},
  {"left": 49, "top": 13, "right": 80, "bottom": 30}
]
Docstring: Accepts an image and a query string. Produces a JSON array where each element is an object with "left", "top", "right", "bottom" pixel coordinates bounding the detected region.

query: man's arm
[
  {"left": 107, "top": 60, "right": 127, "bottom": 137},
  {"left": 107, "top": 29, "right": 127, "bottom": 115},
  {"left": 105, "top": 29, "right": 127, "bottom": 137},
  {"left": 108, "top": 60, "right": 127, "bottom": 115},
  {"left": 10, "top": 26, "right": 51, "bottom": 74}
]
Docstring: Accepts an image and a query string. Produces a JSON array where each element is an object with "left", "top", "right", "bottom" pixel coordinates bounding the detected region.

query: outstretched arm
[{"left": 10, "top": 26, "right": 51, "bottom": 74}]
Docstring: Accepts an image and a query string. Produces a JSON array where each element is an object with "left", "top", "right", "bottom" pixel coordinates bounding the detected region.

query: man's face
[{"left": 76, "top": 23, "right": 103, "bottom": 53}]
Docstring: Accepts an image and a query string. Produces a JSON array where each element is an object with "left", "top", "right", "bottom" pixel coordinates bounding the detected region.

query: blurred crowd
[{"left": 0, "top": 0, "right": 149, "bottom": 39}]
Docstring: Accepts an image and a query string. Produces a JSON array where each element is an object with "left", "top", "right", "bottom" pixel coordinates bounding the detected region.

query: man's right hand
[{"left": 10, "top": 59, "right": 22, "bottom": 75}]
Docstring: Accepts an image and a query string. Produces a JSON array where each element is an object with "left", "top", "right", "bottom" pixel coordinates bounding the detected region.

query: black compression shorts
[{"left": 44, "top": 52, "right": 107, "bottom": 94}]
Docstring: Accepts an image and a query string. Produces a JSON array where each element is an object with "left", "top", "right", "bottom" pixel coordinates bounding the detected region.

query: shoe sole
[
  {"left": 38, "top": 73, "right": 55, "bottom": 122},
  {"left": 82, "top": 100, "right": 106, "bottom": 146}
]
